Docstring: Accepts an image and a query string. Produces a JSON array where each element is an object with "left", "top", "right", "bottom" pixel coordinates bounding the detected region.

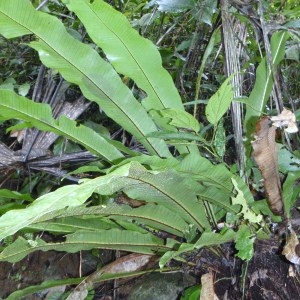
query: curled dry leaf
[
  {"left": 270, "top": 108, "right": 298, "bottom": 133},
  {"left": 282, "top": 228, "right": 300, "bottom": 265},
  {"left": 251, "top": 117, "right": 283, "bottom": 215}
]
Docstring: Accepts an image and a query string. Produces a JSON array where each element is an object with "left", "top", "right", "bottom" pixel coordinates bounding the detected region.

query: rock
[{"left": 128, "top": 272, "right": 195, "bottom": 300}]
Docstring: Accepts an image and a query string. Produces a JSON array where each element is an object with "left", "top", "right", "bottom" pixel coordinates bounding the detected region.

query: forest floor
[{"left": 1, "top": 235, "right": 300, "bottom": 300}]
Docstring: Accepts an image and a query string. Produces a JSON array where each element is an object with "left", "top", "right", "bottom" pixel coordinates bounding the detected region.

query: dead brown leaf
[{"left": 251, "top": 117, "right": 283, "bottom": 215}]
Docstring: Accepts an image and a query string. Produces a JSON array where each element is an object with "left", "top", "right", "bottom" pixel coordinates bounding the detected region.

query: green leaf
[
  {"left": 33, "top": 203, "right": 189, "bottom": 237},
  {"left": 278, "top": 146, "right": 300, "bottom": 173},
  {"left": 17, "top": 83, "right": 30, "bottom": 96},
  {"left": 159, "top": 242, "right": 194, "bottom": 268},
  {"left": 67, "top": 165, "right": 103, "bottom": 176},
  {"left": 159, "top": 228, "right": 236, "bottom": 267},
  {"left": 282, "top": 171, "right": 300, "bottom": 218},
  {"left": 0, "top": 163, "right": 134, "bottom": 240},
  {"left": 180, "top": 285, "right": 201, "bottom": 300},
  {"left": 176, "top": 154, "right": 252, "bottom": 212},
  {"left": 213, "top": 119, "right": 226, "bottom": 157},
  {"left": 119, "top": 163, "right": 210, "bottom": 231},
  {"left": 0, "top": 229, "right": 168, "bottom": 263},
  {"left": 157, "top": 108, "right": 201, "bottom": 132},
  {"left": 0, "top": 0, "right": 170, "bottom": 157},
  {"left": 250, "top": 200, "right": 281, "bottom": 222},
  {"left": 231, "top": 178, "right": 262, "bottom": 224},
  {"left": 285, "top": 44, "right": 300, "bottom": 62},
  {"left": 147, "top": 130, "right": 207, "bottom": 143},
  {"left": 205, "top": 76, "right": 234, "bottom": 125},
  {"left": 62, "top": 0, "right": 199, "bottom": 156},
  {"left": 0, "top": 189, "right": 33, "bottom": 202},
  {"left": 64, "top": 0, "right": 184, "bottom": 112},
  {"left": 197, "top": 185, "right": 237, "bottom": 214},
  {"left": 0, "top": 89, "right": 123, "bottom": 161},
  {"left": 194, "top": 228, "right": 236, "bottom": 249},
  {"left": 0, "top": 183, "right": 95, "bottom": 241},
  {"left": 27, "top": 216, "right": 121, "bottom": 233},
  {"left": 0, "top": 162, "right": 210, "bottom": 240},
  {"left": 244, "top": 31, "right": 289, "bottom": 134},
  {"left": 108, "top": 154, "right": 179, "bottom": 174},
  {"left": 235, "top": 224, "right": 255, "bottom": 261}
]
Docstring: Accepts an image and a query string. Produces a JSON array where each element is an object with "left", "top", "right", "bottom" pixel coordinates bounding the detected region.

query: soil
[{"left": 1, "top": 237, "right": 300, "bottom": 300}]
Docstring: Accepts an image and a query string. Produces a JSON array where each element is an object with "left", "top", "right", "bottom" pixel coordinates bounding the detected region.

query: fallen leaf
[{"left": 251, "top": 117, "right": 283, "bottom": 215}]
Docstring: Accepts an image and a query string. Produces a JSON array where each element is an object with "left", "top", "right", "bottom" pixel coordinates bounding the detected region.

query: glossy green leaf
[
  {"left": 27, "top": 216, "right": 121, "bottom": 233},
  {"left": 197, "top": 185, "right": 238, "bottom": 214},
  {"left": 146, "top": 130, "right": 207, "bottom": 143},
  {"left": 195, "top": 28, "right": 220, "bottom": 109},
  {"left": 6, "top": 278, "right": 83, "bottom": 300},
  {"left": 196, "top": 0, "right": 218, "bottom": 26},
  {"left": 63, "top": 0, "right": 199, "bottom": 156},
  {"left": 0, "top": 89, "right": 123, "bottom": 161},
  {"left": 235, "top": 224, "right": 255, "bottom": 261},
  {"left": 231, "top": 179, "right": 262, "bottom": 223},
  {"left": 0, "top": 0, "right": 170, "bottom": 157},
  {"left": 0, "top": 161, "right": 211, "bottom": 240},
  {"left": 32, "top": 203, "right": 189, "bottom": 237},
  {"left": 0, "top": 189, "right": 33, "bottom": 202},
  {"left": 64, "top": 0, "right": 183, "bottom": 112},
  {"left": 159, "top": 242, "right": 194, "bottom": 268},
  {"left": 285, "top": 44, "right": 300, "bottom": 62},
  {"left": 194, "top": 228, "right": 236, "bottom": 249},
  {"left": 244, "top": 31, "right": 289, "bottom": 134},
  {"left": 159, "top": 228, "right": 236, "bottom": 267},
  {"left": 282, "top": 171, "right": 300, "bottom": 217},
  {"left": 176, "top": 153, "right": 253, "bottom": 208},
  {"left": 0, "top": 183, "right": 95, "bottom": 241},
  {"left": 0, "top": 229, "right": 168, "bottom": 263},
  {"left": 157, "top": 108, "right": 201, "bottom": 132},
  {"left": 205, "top": 76, "right": 234, "bottom": 125},
  {"left": 110, "top": 154, "right": 179, "bottom": 172},
  {"left": 278, "top": 146, "right": 300, "bottom": 173},
  {"left": 0, "top": 163, "right": 134, "bottom": 240},
  {"left": 284, "top": 19, "right": 300, "bottom": 28},
  {"left": 119, "top": 163, "right": 210, "bottom": 231}
]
